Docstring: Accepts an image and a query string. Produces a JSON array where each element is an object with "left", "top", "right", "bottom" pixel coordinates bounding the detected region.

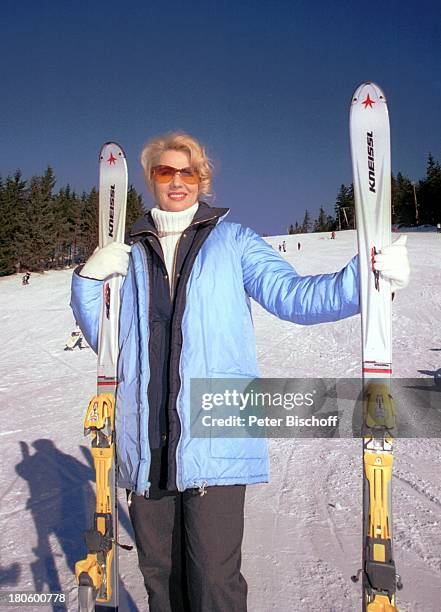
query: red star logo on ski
[
  {"left": 107, "top": 152, "right": 117, "bottom": 165},
  {"left": 362, "top": 94, "right": 375, "bottom": 109}
]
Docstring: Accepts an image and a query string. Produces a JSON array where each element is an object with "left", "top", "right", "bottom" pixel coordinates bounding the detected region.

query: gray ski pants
[{"left": 128, "top": 484, "right": 248, "bottom": 612}]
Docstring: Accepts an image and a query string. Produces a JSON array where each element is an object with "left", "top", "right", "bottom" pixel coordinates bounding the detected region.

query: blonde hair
[{"left": 140, "top": 132, "right": 213, "bottom": 197}]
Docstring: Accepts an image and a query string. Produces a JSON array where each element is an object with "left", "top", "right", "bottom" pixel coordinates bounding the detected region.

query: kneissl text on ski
[
  {"left": 75, "top": 142, "right": 130, "bottom": 611},
  {"left": 350, "top": 82, "right": 402, "bottom": 611}
]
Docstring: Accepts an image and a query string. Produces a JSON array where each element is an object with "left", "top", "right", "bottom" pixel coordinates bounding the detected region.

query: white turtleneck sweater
[{"left": 151, "top": 201, "right": 199, "bottom": 298}]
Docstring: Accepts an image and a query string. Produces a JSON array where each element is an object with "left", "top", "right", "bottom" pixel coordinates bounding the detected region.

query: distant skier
[
  {"left": 297, "top": 242, "right": 301, "bottom": 250},
  {"left": 282, "top": 240, "right": 286, "bottom": 253},
  {"left": 278, "top": 244, "right": 282, "bottom": 251},
  {"left": 22, "top": 272, "right": 31, "bottom": 285},
  {"left": 331, "top": 231, "right": 336, "bottom": 240},
  {"left": 64, "top": 324, "right": 87, "bottom": 351}
]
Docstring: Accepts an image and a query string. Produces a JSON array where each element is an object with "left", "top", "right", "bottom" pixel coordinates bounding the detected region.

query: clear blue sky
[{"left": 1, "top": 0, "right": 440, "bottom": 234}]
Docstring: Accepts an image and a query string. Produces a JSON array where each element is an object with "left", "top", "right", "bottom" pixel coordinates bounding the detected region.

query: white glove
[
  {"left": 373, "top": 235, "right": 410, "bottom": 291},
  {"left": 80, "top": 242, "right": 131, "bottom": 280}
]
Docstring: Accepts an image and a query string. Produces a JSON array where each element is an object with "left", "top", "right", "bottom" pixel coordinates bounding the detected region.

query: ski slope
[{"left": 0, "top": 229, "right": 440, "bottom": 612}]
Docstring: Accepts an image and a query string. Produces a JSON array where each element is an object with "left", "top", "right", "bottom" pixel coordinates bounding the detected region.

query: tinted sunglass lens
[
  {"left": 152, "top": 166, "right": 199, "bottom": 184},
  {"left": 154, "top": 167, "right": 174, "bottom": 182},
  {"left": 180, "top": 169, "right": 199, "bottom": 184}
]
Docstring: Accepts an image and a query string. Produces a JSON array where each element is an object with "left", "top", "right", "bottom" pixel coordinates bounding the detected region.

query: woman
[{"left": 71, "top": 132, "right": 409, "bottom": 611}]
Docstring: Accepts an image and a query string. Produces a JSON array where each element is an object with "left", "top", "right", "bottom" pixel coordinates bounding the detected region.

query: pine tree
[
  {"left": 392, "top": 172, "right": 416, "bottom": 226},
  {"left": 0, "top": 171, "right": 27, "bottom": 276},
  {"left": 302, "top": 209, "right": 311, "bottom": 233},
  {"left": 418, "top": 154, "right": 441, "bottom": 225},
  {"left": 334, "top": 184, "right": 354, "bottom": 229},
  {"left": 52, "top": 185, "right": 79, "bottom": 267},
  {"left": 15, "top": 167, "right": 56, "bottom": 271},
  {"left": 314, "top": 206, "right": 328, "bottom": 232},
  {"left": 326, "top": 214, "right": 337, "bottom": 231},
  {"left": 77, "top": 188, "right": 99, "bottom": 261},
  {"left": 126, "top": 185, "right": 146, "bottom": 236}
]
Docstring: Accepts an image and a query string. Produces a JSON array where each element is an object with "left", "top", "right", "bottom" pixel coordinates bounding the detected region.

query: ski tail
[
  {"left": 75, "top": 143, "right": 128, "bottom": 611},
  {"left": 362, "top": 384, "right": 400, "bottom": 612}
]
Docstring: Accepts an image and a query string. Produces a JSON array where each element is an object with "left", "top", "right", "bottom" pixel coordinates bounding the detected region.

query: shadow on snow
[{"left": 11, "top": 439, "right": 138, "bottom": 611}]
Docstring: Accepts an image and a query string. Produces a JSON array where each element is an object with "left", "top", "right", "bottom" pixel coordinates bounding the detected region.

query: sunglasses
[{"left": 151, "top": 165, "right": 199, "bottom": 185}]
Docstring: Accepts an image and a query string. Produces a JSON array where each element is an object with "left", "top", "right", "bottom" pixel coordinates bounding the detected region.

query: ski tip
[
  {"left": 99, "top": 142, "right": 127, "bottom": 163},
  {"left": 351, "top": 81, "right": 387, "bottom": 108}
]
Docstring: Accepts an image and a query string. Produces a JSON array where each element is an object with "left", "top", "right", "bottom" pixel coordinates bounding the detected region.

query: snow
[{"left": 0, "top": 229, "right": 440, "bottom": 611}]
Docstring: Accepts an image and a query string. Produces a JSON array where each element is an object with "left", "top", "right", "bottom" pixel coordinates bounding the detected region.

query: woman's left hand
[{"left": 373, "top": 235, "right": 410, "bottom": 291}]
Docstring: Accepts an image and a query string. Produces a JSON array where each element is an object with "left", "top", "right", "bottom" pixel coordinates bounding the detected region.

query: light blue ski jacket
[{"left": 71, "top": 218, "right": 359, "bottom": 496}]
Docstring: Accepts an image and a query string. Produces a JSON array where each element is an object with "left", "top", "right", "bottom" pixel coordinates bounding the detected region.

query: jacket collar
[{"left": 130, "top": 201, "right": 229, "bottom": 238}]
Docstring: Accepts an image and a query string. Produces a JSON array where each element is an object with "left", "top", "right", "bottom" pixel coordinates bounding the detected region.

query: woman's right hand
[{"left": 79, "top": 242, "right": 131, "bottom": 280}]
